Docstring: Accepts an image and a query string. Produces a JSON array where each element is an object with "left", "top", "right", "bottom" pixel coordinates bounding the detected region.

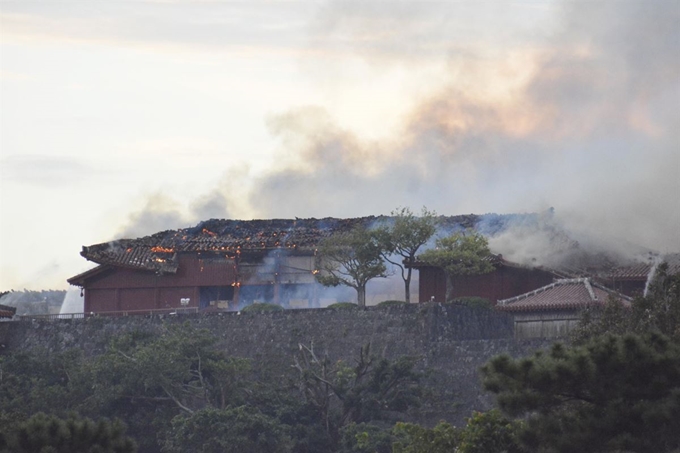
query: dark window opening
[{"left": 199, "top": 286, "right": 234, "bottom": 309}]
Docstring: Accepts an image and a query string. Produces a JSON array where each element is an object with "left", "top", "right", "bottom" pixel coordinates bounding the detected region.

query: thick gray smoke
[
  {"left": 243, "top": 0, "right": 679, "bottom": 254},
  {"left": 120, "top": 0, "right": 679, "bottom": 259},
  {"left": 117, "top": 191, "right": 233, "bottom": 239}
]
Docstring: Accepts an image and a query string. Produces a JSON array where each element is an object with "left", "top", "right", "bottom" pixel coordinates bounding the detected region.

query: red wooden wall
[
  {"left": 418, "top": 265, "right": 555, "bottom": 304},
  {"left": 83, "top": 254, "right": 236, "bottom": 313}
]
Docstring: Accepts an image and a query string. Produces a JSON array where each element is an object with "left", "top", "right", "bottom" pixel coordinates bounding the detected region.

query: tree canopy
[
  {"left": 375, "top": 207, "right": 438, "bottom": 303},
  {"left": 315, "top": 226, "right": 387, "bottom": 307},
  {"left": 481, "top": 332, "right": 680, "bottom": 452},
  {"left": 1, "top": 413, "right": 137, "bottom": 453},
  {"left": 418, "top": 230, "right": 494, "bottom": 301}
]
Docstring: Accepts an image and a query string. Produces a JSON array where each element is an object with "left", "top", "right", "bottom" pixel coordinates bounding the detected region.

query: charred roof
[
  {"left": 75, "top": 214, "right": 483, "bottom": 274},
  {"left": 80, "top": 216, "right": 370, "bottom": 273}
]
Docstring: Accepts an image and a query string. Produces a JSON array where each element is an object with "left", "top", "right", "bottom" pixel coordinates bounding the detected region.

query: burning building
[
  {"left": 68, "top": 217, "right": 377, "bottom": 315},
  {"left": 67, "top": 212, "right": 676, "bottom": 316}
]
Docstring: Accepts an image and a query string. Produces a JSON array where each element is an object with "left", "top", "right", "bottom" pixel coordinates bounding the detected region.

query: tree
[
  {"left": 375, "top": 207, "right": 438, "bottom": 303},
  {"left": 293, "top": 343, "right": 422, "bottom": 442},
  {"left": 338, "top": 422, "right": 393, "bottom": 453},
  {"left": 456, "top": 410, "right": 522, "bottom": 453},
  {"left": 315, "top": 226, "right": 387, "bottom": 307},
  {"left": 162, "top": 406, "right": 293, "bottom": 453},
  {"left": 391, "top": 421, "right": 460, "bottom": 453},
  {"left": 481, "top": 333, "right": 680, "bottom": 452},
  {"left": 1, "top": 412, "right": 137, "bottom": 453},
  {"left": 418, "top": 230, "right": 494, "bottom": 302},
  {"left": 95, "top": 323, "right": 250, "bottom": 415}
]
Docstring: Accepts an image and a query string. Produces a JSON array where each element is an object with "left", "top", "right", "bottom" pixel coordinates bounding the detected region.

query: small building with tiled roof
[
  {"left": 497, "top": 278, "right": 630, "bottom": 339},
  {"left": 0, "top": 303, "right": 16, "bottom": 320},
  {"left": 409, "top": 254, "right": 557, "bottom": 305}
]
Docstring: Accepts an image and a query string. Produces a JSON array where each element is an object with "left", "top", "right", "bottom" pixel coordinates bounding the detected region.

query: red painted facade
[
  {"left": 81, "top": 254, "right": 237, "bottom": 314},
  {"left": 74, "top": 252, "right": 324, "bottom": 314},
  {"left": 417, "top": 264, "right": 556, "bottom": 304}
]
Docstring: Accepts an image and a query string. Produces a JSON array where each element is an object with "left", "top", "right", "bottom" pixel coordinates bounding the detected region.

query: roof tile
[{"left": 497, "top": 278, "right": 629, "bottom": 312}]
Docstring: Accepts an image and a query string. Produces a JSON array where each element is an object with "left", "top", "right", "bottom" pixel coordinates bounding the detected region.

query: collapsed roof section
[{"left": 496, "top": 278, "right": 630, "bottom": 312}]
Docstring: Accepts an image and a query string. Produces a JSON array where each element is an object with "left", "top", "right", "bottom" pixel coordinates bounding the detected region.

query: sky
[{"left": 1, "top": 0, "right": 678, "bottom": 290}]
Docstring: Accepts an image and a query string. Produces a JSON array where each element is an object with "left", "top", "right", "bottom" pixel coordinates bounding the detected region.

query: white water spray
[
  {"left": 59, "top": 286, "right": 84, "bottom": 314},
  {"left": 643, "top": 255, "right": 662, "bottom": 297}
]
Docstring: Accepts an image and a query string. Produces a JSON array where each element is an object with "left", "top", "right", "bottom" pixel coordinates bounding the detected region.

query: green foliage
[
  {"left": 338, "top": 423, "right": 393, "bottom": 453},
  {"left": 418, "top": 230, "right": 493, "bottom": 276},
  {"left": 481, "top": 333, "right": 680, "bottom": 452},
  {"left": 457, "top": 410, "right": 522, "bottom": 453},
  {"left": 391, "top": 421, "right": 459, "bottom": 453},
  {"left": 1, "top": 412, "right": 136, "bottom": 453},
  {"left": 418, "top": 230, "right": 494, "bottom": 301},
  {"left": 375, "top": 207, "right": 438, "bottom": 303},
  {"left": 95, "top": 323, "right": 251, "bottom": 415},
  {"left": 377, "top": 300, "right": 408, "bottom": 307},
  {"left": 327, "top": 302, "right": 359, "bottom": 309},
  {"left": 241, "top": 302, "right": 285, "bottom": 312},
  {"left": 573, "top": 263, "right": 680, "bottom": 343},
  {"left": 316, "top": 226, "right": 387, "bottom": 307},
  {"left": 0, "top": 348, "right": 91, "bottom": 423},
  {"left": 571, "top": 294, "right": 631, "bottom": 343},
  {"left": 451, "top": 297, "right": 493, "bottom": 310},
  {"left": 162, "top": 406, "right": 292, "bottom": 453},
  {"left": 293, "top": 343, "right": 422, "bottom": 443}
]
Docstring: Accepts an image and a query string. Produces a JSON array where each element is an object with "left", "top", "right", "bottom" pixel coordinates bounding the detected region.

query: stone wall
[{"left": 0, "top": 304, "right": 554, "bottom": 425}]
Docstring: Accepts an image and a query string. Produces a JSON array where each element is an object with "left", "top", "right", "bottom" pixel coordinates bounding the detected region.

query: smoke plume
[{"left": 121, "top": 0, "right": 679, "bottom": 259}]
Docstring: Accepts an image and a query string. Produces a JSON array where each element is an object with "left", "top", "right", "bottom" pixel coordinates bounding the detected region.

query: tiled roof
[
  {"left": 497, "top": 278, "right": 629, "bottom": 313},
  {"left": 0, "top": 303, "right": 16, "bottom": 319},
  {"left": 76, "top": 214, "right": 492, "bottom": 274},
  {"left": 408, "top": 253, "right": 505, "bottom": 269},
  {"left": 602, "top": 255, "right": 680, "bottom": 280},
  {"left": 78, "top": 217, "right": 387, "bottom": 273}
]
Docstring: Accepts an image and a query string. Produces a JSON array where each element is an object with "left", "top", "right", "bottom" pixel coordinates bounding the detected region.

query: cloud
[
  {"left": 0, "top": 155, "right": 93, "bottom": 187},
  {"left": 1, "top": 3, "right": 315, "bottom": 57}
]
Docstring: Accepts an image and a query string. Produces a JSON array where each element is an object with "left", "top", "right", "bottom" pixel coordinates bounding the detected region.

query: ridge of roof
[{"left": 497, "top": 277, "right": 630, "bottom": 308}]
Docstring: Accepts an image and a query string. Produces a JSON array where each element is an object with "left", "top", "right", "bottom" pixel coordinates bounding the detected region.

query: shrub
[
  {"left": 241, "top": 303, "right": 284, "bottom": 312},
  {"left": 451, "top": 297, "right": 493, "bottom": 310},
  {"left": 377, "top": 300, "right": 408, "bottom": 307},
  {"left": 326, "top": 302, "right": 358, "bottom": 309}
]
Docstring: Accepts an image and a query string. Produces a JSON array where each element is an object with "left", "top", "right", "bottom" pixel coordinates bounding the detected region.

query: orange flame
[{"left": 151, "top": 246, "right": 174, "bottom": 253}]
